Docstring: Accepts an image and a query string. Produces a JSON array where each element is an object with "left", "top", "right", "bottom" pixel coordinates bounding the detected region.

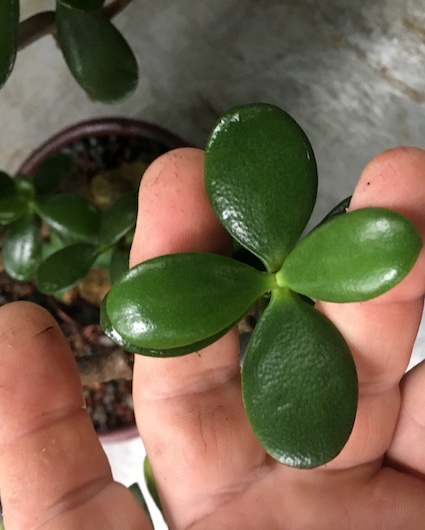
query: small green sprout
[{"left": 101, "top": 104, "right": 422, "bottom": 468}]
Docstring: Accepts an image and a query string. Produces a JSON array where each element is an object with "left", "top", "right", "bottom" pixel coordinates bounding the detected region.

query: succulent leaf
[
  {"left": 242, "top": 289, "right": 357, "bottom": 468},
  {"left": 205, "top": 104, "right": 317, "bottom": 271},
  {"left": 278, "top": 208, "right": 422, "bottom": 302},
  {"left": 0, "top": 0, "right": 19, "bottom": 89}
]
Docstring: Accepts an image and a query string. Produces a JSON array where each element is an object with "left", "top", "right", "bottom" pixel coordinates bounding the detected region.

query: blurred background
[{"left": 1, "top": 1, "right": 425, "bottom": 527}]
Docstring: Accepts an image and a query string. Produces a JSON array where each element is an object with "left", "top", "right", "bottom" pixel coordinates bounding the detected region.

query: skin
[{"left": 0, "top": 146, "right": 425, "bottom": 529}]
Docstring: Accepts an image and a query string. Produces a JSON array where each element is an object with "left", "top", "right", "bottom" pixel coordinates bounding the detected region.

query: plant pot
[{"left": 1, "top": 117, "right": 187, "bottom": 442}]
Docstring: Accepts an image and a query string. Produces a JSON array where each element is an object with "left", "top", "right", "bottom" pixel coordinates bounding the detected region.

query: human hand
[{"left": 1, "top": 146, "right": 425, "bottom": 529}]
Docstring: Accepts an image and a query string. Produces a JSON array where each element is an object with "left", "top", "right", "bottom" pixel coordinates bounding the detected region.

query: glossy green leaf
[
  {"left": 242, "top": 289, "right": 357, "bottom": 468},
  {"left": 205, "top": 104, "right": 317, "bottom": 271},
  {"left": 100, "top": 192, "right": 138, "bottom": 246},
  {"left": 37, "top": 243, "right": 99, "bottom": 294},
  {"left": 2, "top": 214, "right": 42, "bottom": 281},
  {"left": 278, "top": 208, "right": 422, "bottom": 302},
  {"left": 56, "top": 2, "right": 138, "bottom": 102},
  {"left": 36, "top": 194, "right": 101, "bottom": 242},
  {"left": 0, "top": 172, "right": 28, "bottom": 224},
  {"left": 101, "top": 293, "right": 237, "bottom": 357},
  {"left": 105, "top": 252, "right": 275, "bottom": 350},
  {"left": 58, "top": 0, "right": 104, "bottom": 12},
  {"left": 110, "top": 245, "right": 129, "bottom": 284},
  {"left": 33, "top": 153, "right": 76, "bottom": 195},
  {"left": 0, "top": 0, "right": 19, "bottom": 89}
]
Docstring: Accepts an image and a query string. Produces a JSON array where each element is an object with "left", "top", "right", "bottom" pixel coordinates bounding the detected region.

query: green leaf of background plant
[
  {"left": 58, "top": 0, "right": 105, "bottom": 12},
  {"left": 0, "top": 0, "right": 19, "bottom": 89},
  {"left": 242, "top": 289, "right": 357, "bottom": 468},
  {"left": 37, "top": 243, "right": 99, "bottom": 294},
  {"left": 205, "top": 104, "right": 317, "bottom": 272},
  {"left": 0, "top": 172, "right": 28, "bottom": 224},
  {"left": 110, "top": 245, "right": 129, "bottom": 284},
  {"left": 106, "top": 252, "right": 275, "bottom": 350},
  {"left": 278, "top": 208, "right": 422, "bottom": 302},
  {"left": 100, "top": 192, "right": 138, "bottom": 246},
  {"left": 101, "top": 294, "right": 238, "bottom": 357},
  {"left": 33, "top": 153, "right": 76, "bottom": 195},
  {"left": 2, "top": 214, "right": 42, "bottom": 281},
  {"left": 36, "top": 194, "right": 101, "bottom": 242},
  {"left": 56, "top": 2, "right": 138, "bottom": 102}
]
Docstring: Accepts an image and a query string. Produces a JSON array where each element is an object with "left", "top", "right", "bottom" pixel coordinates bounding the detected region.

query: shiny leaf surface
[
  {"left": 0, "top": 0, "right": 19, "bottom": 88},
  {"left": 205, "top": 104, "right": 317, "bottom": 271},
  {"left": 56, "top": 3, "right": 138, "bottom": 102},
  {"left": 0, "top": 172, "right": 27, "bottom": 224},
  {"left": 101, "top": 294, "right": 238, "bottom": 357},
  {"left": 36, "top": 194, "right": 101, "bottom": 242},
  {"left": 242, "top": 290, "right": 357, "bottom": 468},
  {"left": 33, "top": 153, "right": 76, "bottom": 195},
  {"left": 58, "top": 0, "right": 104, "bottom": 11},
  {"left": 37, "top": 243, "right": 99, "bottom": 293},
  {"left": 100, "top": 192, "right": 138, "bottom": 246},
  {"left": 105, "top": 252, "right": 274, "bottom": 350},
  {"left": 278, "top": 208, "right": 422, "bottom": 302},
  {"left": 2, "top": 215, "right": 42, "bottom": 281}
]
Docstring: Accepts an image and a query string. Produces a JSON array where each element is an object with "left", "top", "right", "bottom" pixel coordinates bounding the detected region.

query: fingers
[
  {"left": 316, "top": 147, "right": 425, "bottom": 470},
  {"left": 0, "top": 302, "right": 147, "bottom": 529},
  {"left": 131, "top": 149, "right": 266, "bottom": 528}
]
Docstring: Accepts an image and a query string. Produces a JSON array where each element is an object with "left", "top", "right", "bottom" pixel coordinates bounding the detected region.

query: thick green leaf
[
  {"left": 205, "top": 104, "right": 317, "bottom": 271},
  {"left": 105, "top": 252, "right": 275, "bottom": 350},
  {"left": 58, "top": 0, "right": 105, "bottom": 12},
  {"left": 2, "top": 214, "right": 42, "bottom": 281},
  {"left": 101, "top": 293, "right": 238, "bottom": 357},
  {"left": 56, "top": 2, "right": 138, "bottom": 102},
  {"left": 242, "top": 289, "right": 357, "bottom": 468},
  {"left": 0, "top": 0, "right": 19, "bottom": 88},
  {"left": 33, "top": 153, "right": 76, "bottom": 195},
  {"left": 37, "top": 243, "right": 99, "bottom": 293},
  {"left": 36, "top": 194, "right": 101, "bottom": 242},
  {"left": 0, "top": 172, "right": 28, "bottom": 224},
  {"left": 278, "top": 208, "right": 422, "bottom": 302},
  {"left": 100, "top": 192, "right": 138, "bottom": 246}
]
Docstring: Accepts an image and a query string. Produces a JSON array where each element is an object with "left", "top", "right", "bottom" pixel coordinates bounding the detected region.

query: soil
[{"left": 0, "top": 128, "right": 179, "bottom": 437}]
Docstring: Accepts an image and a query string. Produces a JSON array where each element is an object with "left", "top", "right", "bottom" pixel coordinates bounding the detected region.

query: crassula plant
[
  {"left": 101, "top": 103, "right": 422, "bottom": 468},
  {"left": 0, "top": 152, "right": 137, "bottom": 296}
]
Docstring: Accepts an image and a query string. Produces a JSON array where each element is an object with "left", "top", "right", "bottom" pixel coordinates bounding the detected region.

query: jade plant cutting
[
  {"left": 0, "top": 152, "right": 137, "bottom": 295},
  {"left": 101, "top": 103, "right": 422, "bottom": 468}
]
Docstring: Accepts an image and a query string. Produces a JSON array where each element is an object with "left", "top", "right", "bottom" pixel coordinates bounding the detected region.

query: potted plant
[
  {"left": 101, "top": 103, "right": 422, "bottom": 468},
  {"left": 1, "top": 0, "right": 138, "bottom": 103},
  {"left": 0, "top": 116, "right": 187, "bottom": 441}
]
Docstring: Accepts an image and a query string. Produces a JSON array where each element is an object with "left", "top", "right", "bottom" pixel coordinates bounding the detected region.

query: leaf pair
[
  {"left": 0, "top": 153, "right": 75, "bottom": 281},
  {"left": 102, "top": 104, "right": 422, "bottom": 468},
  {"left": 37, "top": 191, "right": 138, "bottom": 294},
  {"left": 0, "top": 0, "right": 138, "bottom": 102}
]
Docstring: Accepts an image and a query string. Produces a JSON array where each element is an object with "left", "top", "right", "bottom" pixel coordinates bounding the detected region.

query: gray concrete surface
[{"left": 1, "top": 2, "right": 425, "bottom": 526}]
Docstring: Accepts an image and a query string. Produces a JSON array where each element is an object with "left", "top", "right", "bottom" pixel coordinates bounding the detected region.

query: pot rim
[{"left": 18, "top": 117, "right": 188, "bottom": 175}]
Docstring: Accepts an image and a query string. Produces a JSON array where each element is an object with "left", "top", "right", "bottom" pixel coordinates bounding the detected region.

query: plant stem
[
  {"left": 76, "top": 347, "right": 133, "bottom": 385},
  {"left": 17, "top": 0, "right": 134, "bottom": 51}
]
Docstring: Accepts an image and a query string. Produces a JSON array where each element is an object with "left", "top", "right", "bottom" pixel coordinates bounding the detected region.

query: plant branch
[
  {"left": 76, "top": 348, "right": 133, "bottom": 385},
  {"left": 17, "top": 0, "right": 134, "bottom": 51}
]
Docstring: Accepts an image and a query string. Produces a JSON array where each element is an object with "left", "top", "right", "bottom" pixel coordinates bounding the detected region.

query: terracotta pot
[{"left": 15, "top": 117, "right": 188, "bottom": 442}]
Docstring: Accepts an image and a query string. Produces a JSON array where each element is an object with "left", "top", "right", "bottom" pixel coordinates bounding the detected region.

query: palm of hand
[{"left": 0, "top": 146, "right": 425, "bottom": 529}]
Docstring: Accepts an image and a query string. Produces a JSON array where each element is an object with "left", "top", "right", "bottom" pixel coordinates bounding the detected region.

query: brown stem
[
  {"left": 17, "top": 0, "right": 134, "bottom": 51},
  {"left": 76, "top": 348, "right": 134, "bottom": 386}
]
